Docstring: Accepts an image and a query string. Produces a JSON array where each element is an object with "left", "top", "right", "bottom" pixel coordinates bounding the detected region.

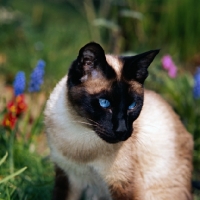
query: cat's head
[{"left": 67, "top": 42, "right": 159, "bottom": 143}]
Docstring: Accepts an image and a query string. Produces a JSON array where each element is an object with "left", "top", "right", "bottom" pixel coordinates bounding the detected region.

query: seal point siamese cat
[{"left": 44, "top": 42, "right": 193, "bottom": 200}]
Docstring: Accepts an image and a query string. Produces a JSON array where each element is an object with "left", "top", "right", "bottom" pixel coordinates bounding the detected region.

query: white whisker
[{"left": 70, "top": 120, "right": 93, "bottom": 126}]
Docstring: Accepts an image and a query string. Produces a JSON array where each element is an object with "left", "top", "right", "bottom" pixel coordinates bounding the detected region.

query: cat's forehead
[
  {"left": 80, "top": 55, "right": 143, "bottom": 95},
  {"left": 84, "top": 77, "right": 143, "bottom": 96},
  {"left": 106, "top": 55, "right": 123, "bottom": 80}
]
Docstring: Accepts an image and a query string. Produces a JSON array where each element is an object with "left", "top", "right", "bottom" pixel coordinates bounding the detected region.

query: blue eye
[
  {"left": 128, "top": 102, "right": 136, "bottom": 110},
  {"left": 99, "top": 99, "right": 110, "bottom": 108}
]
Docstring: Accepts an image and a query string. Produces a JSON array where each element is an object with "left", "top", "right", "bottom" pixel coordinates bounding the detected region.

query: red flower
[
  {"left": 2, "top": 112, "right": 17, "bottom": 129},
  {"left": 7, "top": 94, "right": 27, "bottom": 116},
  {"left": 2, "top": 94, "right": 27, "bottom": 129}
]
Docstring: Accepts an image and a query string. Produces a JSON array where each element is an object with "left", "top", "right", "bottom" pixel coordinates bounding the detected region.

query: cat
[{"left": 44, "top": 42, "right": 193, "bottom": 200}]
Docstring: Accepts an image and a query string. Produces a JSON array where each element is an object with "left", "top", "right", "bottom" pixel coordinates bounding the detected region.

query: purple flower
[
  {"left": 13, "top": 71, "right": 26, "bottom": 96},
  {"left": 28, "top": 60, "right": 46, "bottom": 92},
  {"left": 193, "top": 67, "right": 200, "bottom": 99},
  {"left": 161, "top": 55, "right": 177, "bottom": 78}
]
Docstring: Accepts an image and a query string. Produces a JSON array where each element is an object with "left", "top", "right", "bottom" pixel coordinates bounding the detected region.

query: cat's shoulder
[
  {"left": 142, "top": 89, "right": 179, "bottom": 123},
  {"left": 144, "top": 89, "right": 167, "bottom": 102},
  {"left": 143, "top": 89, "right": 172, "bottom": 109},
  {"left": 142, "top": 89, "right": 192, "bottom": 140}
]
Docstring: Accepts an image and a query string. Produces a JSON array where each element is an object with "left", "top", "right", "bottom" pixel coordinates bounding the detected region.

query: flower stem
[{"left": 9, "top": 129, "right": 15, "bottom": 174}]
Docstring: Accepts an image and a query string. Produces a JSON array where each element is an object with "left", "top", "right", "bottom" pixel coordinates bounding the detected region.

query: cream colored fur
[{"left": 44, "top": 59, "right": 193, "bottom": 200}]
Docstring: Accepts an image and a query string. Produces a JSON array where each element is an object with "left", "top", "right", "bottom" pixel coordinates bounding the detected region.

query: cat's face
[{"left": 67, "top": 42, "right": 159, "bottom": 143}]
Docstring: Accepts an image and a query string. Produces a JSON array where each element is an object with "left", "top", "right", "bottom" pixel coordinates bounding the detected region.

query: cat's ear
[
  {"left": 122, "top": 49, "right": 160, "bottom": 84},
  {"left": 67, "top": 42, "right": 115, "bottom": 87},
  {"left": 78, "top": 42, "right": 107, "bottom": 68}
]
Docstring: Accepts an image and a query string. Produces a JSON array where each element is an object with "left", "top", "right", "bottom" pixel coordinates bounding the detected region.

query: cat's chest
[{"left": 50, "top": 143, "right": 113, "bottom": 199}]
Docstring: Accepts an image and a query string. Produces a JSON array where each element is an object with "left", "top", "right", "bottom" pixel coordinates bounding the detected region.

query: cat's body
[{"left": 44, "top": 42, "right": 193, "bottom": 200}]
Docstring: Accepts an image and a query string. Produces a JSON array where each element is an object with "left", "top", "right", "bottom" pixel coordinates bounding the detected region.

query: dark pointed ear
[
  {"left": 67, "top": 42, "right": 115, "bottom": 88},
  {"left": 122, "top": 49, "right": 160, "bottom": 84}
]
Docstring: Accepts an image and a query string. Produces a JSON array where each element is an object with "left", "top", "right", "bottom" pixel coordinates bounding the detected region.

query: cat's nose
[
  {"left": 115, "top": 122, "right": 127, "bottom": 133},
  {"left": 114, "top": 119, "right": 128, "bottom": 140}
]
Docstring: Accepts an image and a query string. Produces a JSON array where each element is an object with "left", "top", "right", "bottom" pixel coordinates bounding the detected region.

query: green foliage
[
  {"left": 1, "top": 0, "right": 200, "bottom": 83},
  {"left": 0, "top": 0, "right": 91, "bottom": 82},
  {"left": 0, "top": 103, "right": 54, "bottom": 200}
]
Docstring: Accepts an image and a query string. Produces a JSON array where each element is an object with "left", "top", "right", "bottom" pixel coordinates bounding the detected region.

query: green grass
[{"left": 0, "top": 150, "right": 54, "bottom": 200}]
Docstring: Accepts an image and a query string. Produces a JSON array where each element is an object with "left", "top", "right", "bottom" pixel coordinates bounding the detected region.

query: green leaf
[
  {"left": 0, "top": 167, "right": 27, "bottom": 184},
  {"left": 0, "top": 152, "right": 8, "bottom": 166}
]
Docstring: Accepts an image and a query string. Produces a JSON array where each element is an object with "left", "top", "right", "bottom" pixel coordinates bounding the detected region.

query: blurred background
[
  {"left": 1, "top": 0, "right": 200, "bottom": 80},
  {"left": 0, "top": 0, "right": 200, "bottom": 199}
]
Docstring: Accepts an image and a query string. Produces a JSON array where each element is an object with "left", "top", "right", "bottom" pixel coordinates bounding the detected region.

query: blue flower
[
  {"left": 28, "top": 60, "right": 46, "bottom": 92},
  {"left": 13, "top": 71, "right": 26, "bottom": 96},
  {"left": 193, "top": 67, "right": 200, "bottom": 99}
]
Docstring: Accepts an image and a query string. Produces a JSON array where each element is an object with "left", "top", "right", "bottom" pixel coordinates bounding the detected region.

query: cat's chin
[
  {"left": 102, "top": 137, "right": 122, "bottom": 144},
  {"left": 98, "top": 132, "right": 132, "bottom": 144}
]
